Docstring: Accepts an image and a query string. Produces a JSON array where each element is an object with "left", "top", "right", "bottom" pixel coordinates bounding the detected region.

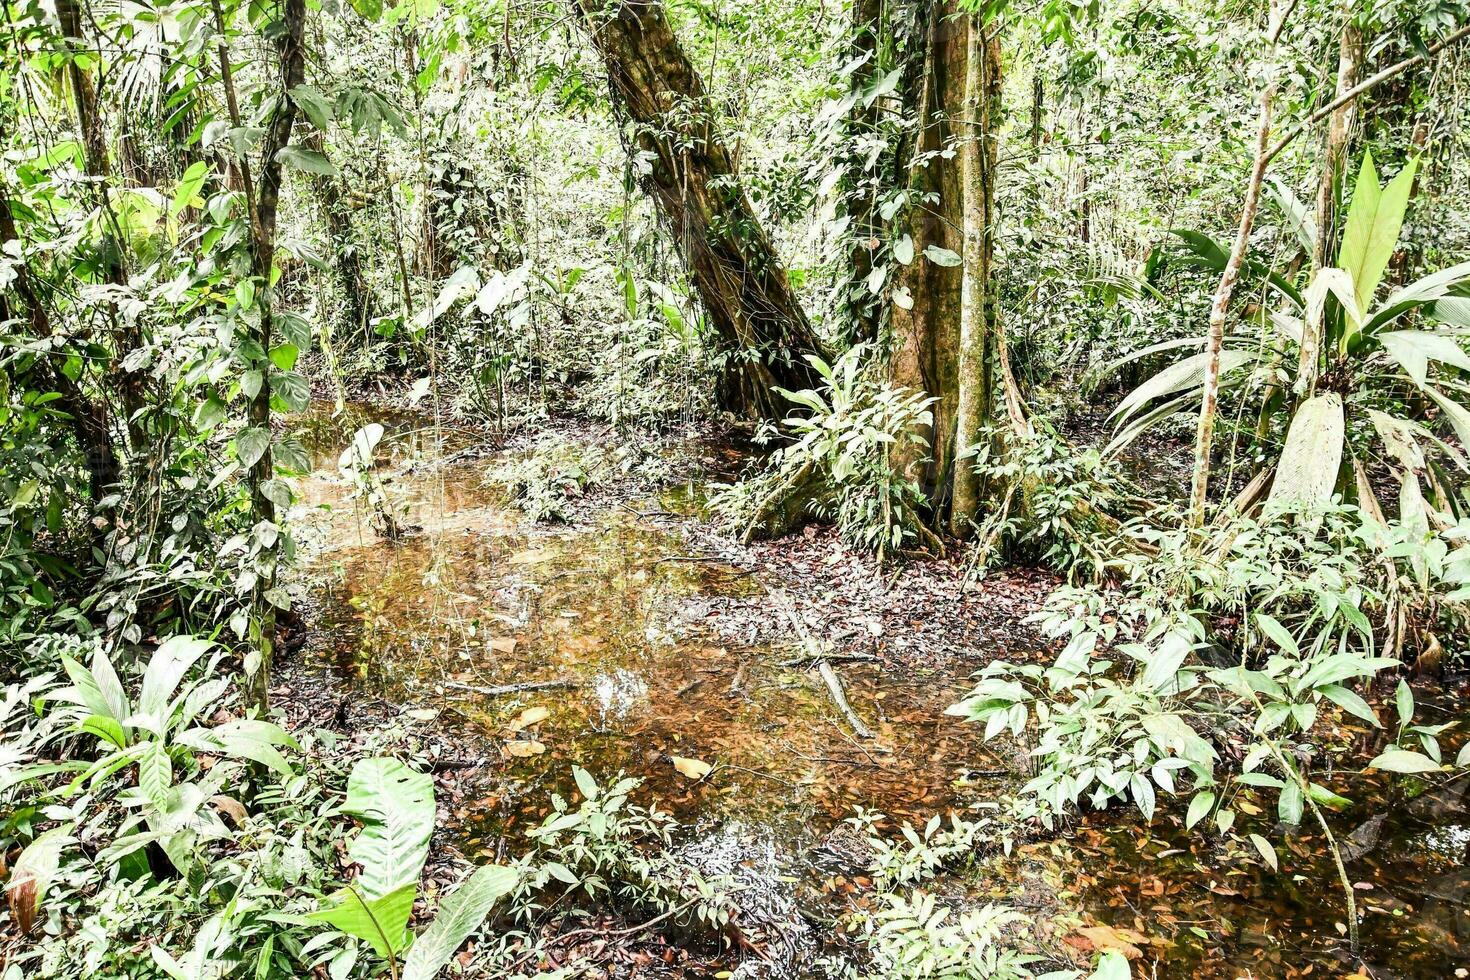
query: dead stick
[{"left": 443, "top": 678, "right": 579, "bottom": 697}]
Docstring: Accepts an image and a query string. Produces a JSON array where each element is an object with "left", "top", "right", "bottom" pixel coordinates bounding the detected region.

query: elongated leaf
[
  {"left": 401, "top": 865, "right": 519, "bottom": 980},
  {"left": 138, "top": 636, "right": 214, "bottom": 722},
  {"left": 343, "top": 758, "right": 435, "bottom": 899},
  {"left": 1267, "top": 177, "right": 1317, "bottom": 253},
  {"left": 1367, "top": 260, "right": 1470, "bottom": 332},
  {"left": 1378, "top": 330, "right": 1470, "bottom": 386},
  {"left": 1337, "top": 153, "right": 1418, "bottom": 309},
  {"left": 275, "top": 144, "right": 338, "bottom": 177},
  {"left": 1268, "top": 393, "right": 1344, "bottom": 513},
  {"left": 1424, "top": 386, "right": 1470, "bottom": 451},
  {"left": 1110, "top": 350, "right": 1255, "bottom": 427},
  {"left": 1368, "top": 748, "right": 1442, "bottom": 774}
]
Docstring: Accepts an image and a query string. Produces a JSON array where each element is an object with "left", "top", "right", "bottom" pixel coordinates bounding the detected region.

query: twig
[
  {"left": 443, "top": 678, "right": 579, "bottom": 697},
  {"left": 817, "top": 660, "right": 877, "bottom": 740}
]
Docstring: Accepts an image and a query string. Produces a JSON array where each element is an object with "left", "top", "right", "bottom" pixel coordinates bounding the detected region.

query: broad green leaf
[
  {"left": 1368, "top": 748, "right": 1442, "bottom": 774},
  {"left": 1185, "top": 790, "right": 1215, "bottom": 829},
  {"left": 1377, "top": 330, "right": 1470, "bottom": 386},
  {"left": 1253, "top": 613, "right": 1298, "bottom": 657},
  {"left": 1089, "top": 950, "right": 1132, "bottom": 980},
  {"left": 170, "top": 161, "right": 209, "bottom": 216},
  {"left": 235, "top": 427, "right": 271, "bottom": 470},
  {"left": 275, "top": 145, "right": 338, "bottom": 177},
  {"left": 1318, "top": 684, "right": 1380, "bottom": 727},
  {"left": 400, "top": 865, "right": 519, "bottom": 980},
  {"left": 343, "top": 758, "right": 435, "bottom": 899},
  {"left": 138, "top": 636, "right": 214, "bottom": 720},
  {"left": 923, "top": 245, "right": 961, "bottom": 267},
  {"left": 288, "top": 85, "right": 334, "bottom": 131},
  {"left": 1267, "top": 392, "right": 1344, "bottom": 513},
  {"left": 309, "top": 883, "right": 414, "bottom": 960}
]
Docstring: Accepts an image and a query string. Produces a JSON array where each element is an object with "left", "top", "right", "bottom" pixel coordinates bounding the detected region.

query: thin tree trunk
[
  {"left": 842, "top": 0, "right": 885, "bottom": 344},
  {"left": 571, "top": 0, "right": 824, "bottom": 420},
  {"left": 1189, "top": 86, "right": 1277, "bottom": 527},
  {"left": 56, "top": 0, "right": 146, "bottom": 451},
  {"left": 213, "top": 0, "right": 305, "bottom": 710},
  {"left": 950, "top": 17, "right": 998, "bottom": 535},
  {"left": 305, "top": 133, "right": 371, "bottom": 336},
  {"left": 1297, "top": 12, "right": 1362, "bottom": 401}
]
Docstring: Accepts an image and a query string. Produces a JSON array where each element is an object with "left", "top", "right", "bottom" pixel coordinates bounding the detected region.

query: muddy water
[
  {"left": 288, "top": 403, "right": 1470, "bottom": 979},
  {"left": 289, "top": 404, "right": 985, "bottom": 833}
]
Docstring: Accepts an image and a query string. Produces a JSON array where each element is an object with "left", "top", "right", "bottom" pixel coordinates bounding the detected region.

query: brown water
[{"left": 288, "top": 402, "right": 1470, "bottom": 979}]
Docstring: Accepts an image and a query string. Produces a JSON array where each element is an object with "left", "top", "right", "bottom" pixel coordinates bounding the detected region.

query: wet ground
[{"left": 283, "top": 401, "right": 1470, "bottom": 979}]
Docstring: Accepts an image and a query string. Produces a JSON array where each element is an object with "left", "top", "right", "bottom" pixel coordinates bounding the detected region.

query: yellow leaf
[
  {"left": 671, "top": 756, "right": 712, "bottom": 780},
  {"left": 504, "top": 740, "right": 546, "bottom": 758},
  {"left": 509, "top": 706, "right": 549, "bottom": 732}
]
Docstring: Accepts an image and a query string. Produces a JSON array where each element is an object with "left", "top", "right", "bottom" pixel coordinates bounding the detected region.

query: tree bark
[
  {"left": 571, "top": 0, "right": 824, "bottom": 420},
  {"left": 1297, "top": 11, "right": 1362, "bottom": 400},
  {"left": 890, "top": 2, "right": 966, "bottom": 511},
  {"left": 1189, "top": 85, "right": 1276, "bottom": 527},
  {"left": 950, "top": 18, "right": 1001, "bottom": 535}
]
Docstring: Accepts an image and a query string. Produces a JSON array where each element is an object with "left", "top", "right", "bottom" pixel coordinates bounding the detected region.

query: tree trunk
[
  {"left": 305, "top": 133, "right": 372, "bottom": 337},
  {"left": 1310, "top": 13, "right": 1363, "bottom": 274},
  {"left": 840, "top": 0, "right": 886, "bottom": 344},
  {"left": 1297, "top": 11, "right": 1362, "bottom": 400},
  {"left": 889, "top": 2, "right": 967, "bottom": 511},
  {"left": 571, "top": 0, "right": 824, "bottom": 420},
  {"left": 56, "top": 0, "right": 147, "bottom": 452},
  {"left": 950, "top": 18, "right": 1001, "bottom": 535},
  {"left": 212, "top": 0, "right": 306, "bottom": 710}
]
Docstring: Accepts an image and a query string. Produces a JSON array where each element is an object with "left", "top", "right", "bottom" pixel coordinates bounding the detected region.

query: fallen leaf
[
  {"left": 209, "top": 795, "right": 249, "bottom": 826},
  {"left": 488, "top": 637, "right": 518, "bottom": 654},
  {"left": 1069, "top": 924, "right": 1146, "bottom": 960},
  {"left": 509, "top": 706, "right": 550, "bottom": 732},
  {"left": 406, "top": 708, "right": 439, "bottom": 721},
  {"left": 671, "top": 756, "right": 713, "bottom": 780},
  {"left": 508, "top": 549, "right": 552, "bottom": 565},
  {"left": 504, "top": 740, "right": 546, "bottom": 758}
]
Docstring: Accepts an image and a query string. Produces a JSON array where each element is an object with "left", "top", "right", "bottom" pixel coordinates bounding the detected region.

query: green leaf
[
  {"left": 1368, "top": 748, "right": 1442, "bottom": 774},
  {"left": 235, "top": 427, "right": 271, "bottom": 470},
  {"left": 271, "top": 370, "right": 311, "bottom": 413},
  {"left": 1277, "top": 781, "right": 1303, "bottom": 825},
  {"left": 1337, "top": 152, "right": 1418, "bottom": 309},
  {"left": 1249, "top": 833, "right": 1278, "bottom": 871},
  {"left": 1185, "top": 790, "right": 1215, "bottom": 830},
  {"left": 309, "top": 883, "right": 414, "bottom": 961},
  {"left": 1318, "top": 684, "right": 1381, "bottom": 727},
  {"left": 892, "top": 235, "right": 914, "bottom": 265},
  {"left": 1395, "top": 679, "right": 1415, "bottom": 729},
  {"left": 1253, "top": 613, "right": 1298, "bottom": 657},
  {"left": 1267, "top": 392, "right": 1344, "bottom": 514},
  {"left": 400, "top": 865, "right": 519, "bottom": 980},
  {"left": 138, "top": 636, "right": 214, "bottom": 721},
  {"left": 1378, "top": 330, "right": 1470, "bottom": 386},
  {"left": 1089, "top": 950, "right": 1132, "bottom": 980},
  {"left": 923, "top": 244, "right": 961, "bottom": 267},
  {"left": 288, "top": 85, "right": 334, "bottom": 131},
  {"left": 275, "top": 145, "right": 339, "bottom": 177},
  {"left": 170, "top": 161, "right": 209, "bottom": 216},
  {"left": 1111, "top": 351, "right": 1255, "bottom": 428},
  {"left": 343, "top": 758, "right": 435, "bottom": 899},
  {"left": 6, "top": 827, "right": 71, "bottom": 933}
]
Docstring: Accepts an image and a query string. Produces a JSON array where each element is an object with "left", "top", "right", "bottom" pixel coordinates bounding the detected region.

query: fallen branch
[
  {"left": 443, "top": 678, "right": 580, "bottom": 697},
  {"left": 817, "top": 659, "right": 876, "bottom": 740}
]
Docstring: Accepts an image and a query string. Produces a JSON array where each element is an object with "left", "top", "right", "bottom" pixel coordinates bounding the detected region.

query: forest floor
[{"left": 266, "top": 394, "right": 1470, "bottom": 979}]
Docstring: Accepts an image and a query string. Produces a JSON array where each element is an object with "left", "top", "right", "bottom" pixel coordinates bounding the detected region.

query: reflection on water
[{"left": 288, "top": 402, "right": 1470, "bottom": 979}]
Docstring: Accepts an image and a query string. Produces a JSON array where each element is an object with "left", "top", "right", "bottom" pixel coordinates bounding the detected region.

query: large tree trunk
[
  {"left": 571, "top": 0, "right": 825, "bottom": 420},
  {"left": 889, "top": 2, "right": 967, "bottom": 511}
]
